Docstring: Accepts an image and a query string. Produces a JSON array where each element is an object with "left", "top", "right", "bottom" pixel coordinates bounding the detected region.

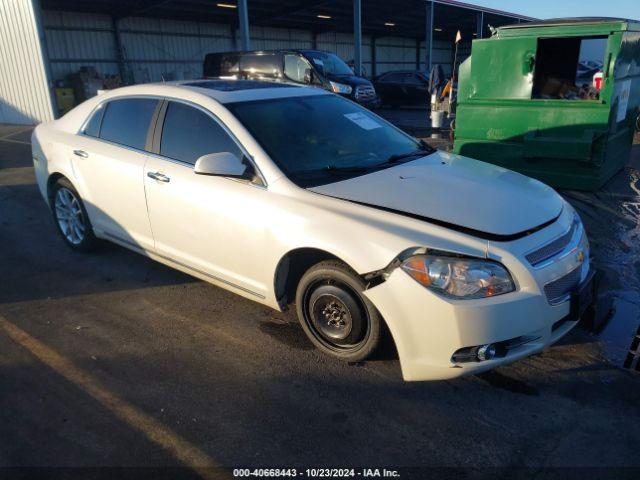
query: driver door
[{"left": 143, "top": 100, "right": 271, "bottom": 298}]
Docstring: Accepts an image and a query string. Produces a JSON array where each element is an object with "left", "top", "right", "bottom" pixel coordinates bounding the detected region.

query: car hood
[
  {"left": 324, "top": 73, "right": 373, "bottom": 87},
  {"left": 308, "top": 151, "right": 564, "bottom": 238}
]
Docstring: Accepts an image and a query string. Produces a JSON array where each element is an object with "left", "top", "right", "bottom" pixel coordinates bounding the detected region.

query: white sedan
[{"left": 31, "top": 80, "right": 594, "bottom": 381}]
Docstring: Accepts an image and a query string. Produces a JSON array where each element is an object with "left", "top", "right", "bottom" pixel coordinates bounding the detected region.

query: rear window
[
  {"left": 204, "top": 53, "right": 240, "bottom": 78},
  {"left": 100, "top": 98, "right": 158, "bottom": 150},
  {"left": 379, "top": 73, "right": 403, "bottom": 82},
  {"left": 82, "top": 104, "right": 104, "bottom": 137}
]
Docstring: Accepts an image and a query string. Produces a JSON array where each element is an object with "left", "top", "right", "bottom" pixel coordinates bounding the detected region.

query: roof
[
  {"left": 205, "top": 49, "right": 339, "bottom": 58},
  {"left": 433, "top": 0, "right": 535, "bottom": 21},
  {"left": 498, "top": 17, "right": 639, "bottom": 30},
  {"left": 40, "top": 0, "right": 534, "bottom": 42},
  {"left": 173, "top": 79, "right": 326, "bottom": 104},
  {"left": 183, "top": 80, "right": 294, "bottom": 92}
]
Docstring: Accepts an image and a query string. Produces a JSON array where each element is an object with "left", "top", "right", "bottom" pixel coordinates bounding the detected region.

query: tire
[
  {"left": 295, "top": 260, "right": 382, "bottom": 362},
  {"left": 49, "top": 177, "right": 98, "bottom": 252}
]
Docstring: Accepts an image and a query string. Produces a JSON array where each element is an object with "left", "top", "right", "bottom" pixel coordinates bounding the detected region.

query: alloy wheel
[{"left": 54, "top": 187, "right": 85, "bottom": 245}]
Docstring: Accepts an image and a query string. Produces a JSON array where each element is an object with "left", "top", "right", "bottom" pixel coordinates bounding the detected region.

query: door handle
[
  {"left": 147, "top": 171, "right": 170, "bottom": 183},
  {"left": 73, "top": 150, "right": 88, "bottom": 158}
]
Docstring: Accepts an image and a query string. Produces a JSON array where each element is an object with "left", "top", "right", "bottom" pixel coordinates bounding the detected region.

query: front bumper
[
  {"left": 363, "top": 208, "right": 593, "bottom": 381},
  {"left": 345, "top": 93, "right": 381, "bottom": 109},
  {"left": 364, "top": 267, "right": 590, "bottom": 381}
]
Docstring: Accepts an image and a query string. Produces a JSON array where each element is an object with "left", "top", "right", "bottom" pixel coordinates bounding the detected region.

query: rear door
[{"left": 72, "top": 97, "right": 158, "bottom": 250}]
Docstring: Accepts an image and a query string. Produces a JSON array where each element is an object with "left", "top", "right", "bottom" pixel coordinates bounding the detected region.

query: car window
[
  {"left": 160, "top": 102, "right": 241, "bottom": 165},
  {"left": 100, "top": 98, "right": 158, "bottom": 150},
  {"left": 406, "top": 74, "right": 425, "bottom": 85},
  {"left": 240, "top": 54, "right": 278, "bottom": 79},
  {"left": 303, "top": 51, "right": 353, "bottom": 76},
  {"left": 380, "top": 73, "right": 402, "bottom": 83},
  {"left": 284, "top": 54, "right": 310, "bottom": 83},
  {"left": 227, "top": 95, "right": 427, "bottom": 188},
  {"left": 82, "top": 104, "right": 104, "bottom": 137}
]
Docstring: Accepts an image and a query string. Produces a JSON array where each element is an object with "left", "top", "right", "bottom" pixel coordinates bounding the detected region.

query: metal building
[{"left": 0, "top": 0, "right": 533, "bottom": 125}]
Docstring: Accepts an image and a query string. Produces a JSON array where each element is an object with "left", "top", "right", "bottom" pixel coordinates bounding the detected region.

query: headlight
[
  {"left": 329, "top": 81, "right": 352, "bottom": 94},
  {"left": 400, "top": 255, "right": 515, "bottom": 299}
]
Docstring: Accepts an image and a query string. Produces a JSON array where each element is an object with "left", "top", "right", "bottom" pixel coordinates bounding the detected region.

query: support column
[
  {"left": 425, "top": 1, "right": 434, "bottom": 71},
  {"left": 476, "top": 11, "right": 484, "bottom": 39},
  {"left": 237, "top": 0, "right": 250, "bottom": 51},
  {"left": 415, "top": 38, "right": 421, "bottom": 70},
  {"left": 371, "top": 35, "right": 377, "bottom": 77},
  {"left": 353, "top": 0, "right": 362, "bottom": 76},
  {"left": 112, "top": 17, "right": 128, "bottom": 84}
]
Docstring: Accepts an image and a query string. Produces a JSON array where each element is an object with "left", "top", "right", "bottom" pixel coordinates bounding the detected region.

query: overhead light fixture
[
  {"left": 217, "top": 3, "right": 236, "bottom": 8},
  {"left": 317, "top": 14, "right": 331, "bottom": 19},
  {"left": 385, "top": 22, "right": 395, "bottom": 26},
  {"left": 434, "top": 27, "right": 443, "bottom": 32}
]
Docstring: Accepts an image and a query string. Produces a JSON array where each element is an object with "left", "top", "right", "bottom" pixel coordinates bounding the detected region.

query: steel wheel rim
[
  {"left": 303, "top": 279, "right": 370, "bottom": 352},
  {"left": 54, "top": 188, "right": 85, "bottom": 245},
  {"left": 312, "top": 294, "right": 354, "bottom": 341}
]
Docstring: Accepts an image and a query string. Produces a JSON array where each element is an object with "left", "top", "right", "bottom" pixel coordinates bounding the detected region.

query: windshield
[
  {"left": 226, "top": 95, "right": 432, "bottom": 187},
  {"left": 303, "top": 51, "right": 354, "bottom": 76}
]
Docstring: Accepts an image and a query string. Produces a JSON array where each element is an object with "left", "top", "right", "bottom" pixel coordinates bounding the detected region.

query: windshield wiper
[
  {"left": 376, "top": 148, "right": 432, "bottom": 167},
  {"left": 323, "top": 164, "right": 373, "bottom": 173}
]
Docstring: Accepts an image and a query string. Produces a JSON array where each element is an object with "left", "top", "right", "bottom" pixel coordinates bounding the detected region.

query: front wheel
[{"left": 295, "top": 260, "right": 382, "bottom": 362}]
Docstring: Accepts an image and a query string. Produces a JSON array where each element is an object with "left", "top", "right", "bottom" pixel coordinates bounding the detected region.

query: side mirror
[
  {"left": 303, "top": 68, "right": 313, "bottom": 84},
  {"left": 194, "top": 152, "right": 247, "bottom": 178}
]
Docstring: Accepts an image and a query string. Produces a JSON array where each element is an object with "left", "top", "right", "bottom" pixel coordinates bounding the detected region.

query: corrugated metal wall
[
  {"left": 43, "top": 10, "right": 320, "bottom": 84},
  {"left": 0, "top": 0, "right": 54, "bottom": 124},
  {"left": 316, "top": 31, "right": 373, "bottom": 75},
  {"left": 41, "top": 10, "right": 454, "bottom": 86}
]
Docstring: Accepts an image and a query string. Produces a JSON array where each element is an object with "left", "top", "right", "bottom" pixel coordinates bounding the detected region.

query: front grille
[
  {"left": 543, "top": 266, "right": 582, "bottom": 305},
  {"left": 354, "top": 85, "right": 376, "bottom": 102},
  {"left": 526, "top": 221, "right": 577, "bottom": 266}
]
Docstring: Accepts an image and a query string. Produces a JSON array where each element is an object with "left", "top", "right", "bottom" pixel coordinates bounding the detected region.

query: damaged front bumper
[
  {"left": 363, "top": 265, "right": 593, "bottom": 381},
  {"left": 362, "top": 202, "right": 595, "bottom": 381}
]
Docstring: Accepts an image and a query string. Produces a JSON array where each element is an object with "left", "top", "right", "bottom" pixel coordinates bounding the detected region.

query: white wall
[{"left": 0, "top": 0, "right": 55, "bottom": 124}]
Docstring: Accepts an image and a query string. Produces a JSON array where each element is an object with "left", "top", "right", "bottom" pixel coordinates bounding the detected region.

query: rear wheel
[
  {"left": 295, "top": 260, "right": 382, "bottom": 362},
  {"left": 50, "top": 178, "right": 98, "bottom": 252}
]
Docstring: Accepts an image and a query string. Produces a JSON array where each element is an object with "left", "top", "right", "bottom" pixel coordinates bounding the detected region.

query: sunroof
[{"left": 184, "top": 80, "right": 294, "bottom": 91}]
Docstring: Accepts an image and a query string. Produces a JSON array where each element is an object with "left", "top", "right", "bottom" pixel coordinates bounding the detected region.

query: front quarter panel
[{"left": 261, "top": 183, "right": 490, "bottom": 308}]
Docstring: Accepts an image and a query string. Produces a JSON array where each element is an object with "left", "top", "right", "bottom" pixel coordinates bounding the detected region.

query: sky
[{"left": 470, "top": 0, "right": 640, "bottom": 20}]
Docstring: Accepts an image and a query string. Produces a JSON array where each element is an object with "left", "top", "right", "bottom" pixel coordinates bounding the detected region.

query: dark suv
[{"left": 203, "top": 49, "right": 380, "bottom": 108}]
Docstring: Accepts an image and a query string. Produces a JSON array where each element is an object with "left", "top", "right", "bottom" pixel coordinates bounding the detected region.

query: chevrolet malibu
[{"left": 31, "top": 80, "right": 595, "bottom": 381}]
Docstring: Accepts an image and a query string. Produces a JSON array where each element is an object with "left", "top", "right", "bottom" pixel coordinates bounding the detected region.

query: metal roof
[
  {"left": 432, "top": 0, "right": 535, "bottom": 21},
  {"left": 499, "top": 17, "right": 637, "bottom": 30},
  {"left": 39, "top": 0, "right": 533, "bottom": 41}
]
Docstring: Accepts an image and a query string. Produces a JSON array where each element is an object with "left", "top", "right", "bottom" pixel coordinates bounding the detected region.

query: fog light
[{"left": 477, "top": 344, "right": 497, "bottom": 361}]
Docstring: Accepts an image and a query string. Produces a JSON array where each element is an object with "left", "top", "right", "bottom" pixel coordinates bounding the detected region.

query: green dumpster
[{"left": 453, "top": 18, "right": 640, "bottom": 190}]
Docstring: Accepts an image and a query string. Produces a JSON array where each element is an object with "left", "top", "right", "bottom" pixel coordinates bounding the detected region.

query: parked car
[
  {"left": 374, "top": 70, "right": 430, "bottom": 107},
  {"left": 204, "top": 49, "right": 380, "bottom": 108},
  {"left": 32, "top": 80, "right": 595, "bottom": 381}
]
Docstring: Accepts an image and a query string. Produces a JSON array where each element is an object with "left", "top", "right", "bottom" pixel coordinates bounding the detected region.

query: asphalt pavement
[{"left": 0, "top": 123, "right": 639, "bottom": 479}]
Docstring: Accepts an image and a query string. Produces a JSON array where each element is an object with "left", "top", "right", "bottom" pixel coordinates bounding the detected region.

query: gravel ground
[{"left": 0, "top": 123, "right": 638, "bottom": 479}]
